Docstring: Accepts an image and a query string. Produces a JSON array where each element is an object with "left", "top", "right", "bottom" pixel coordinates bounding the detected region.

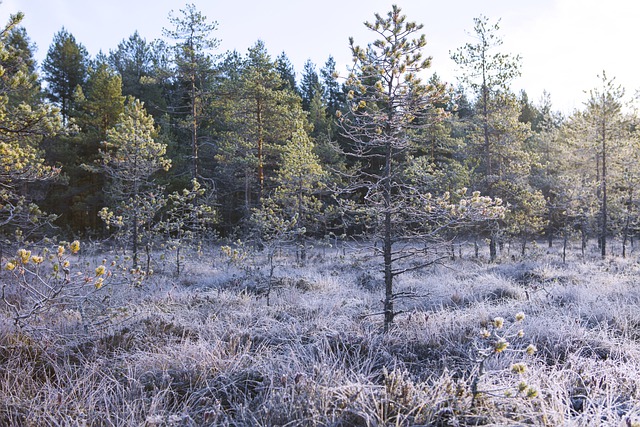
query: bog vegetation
[{"left": 2, "top": 3, "right": 640, "bottom": 426}]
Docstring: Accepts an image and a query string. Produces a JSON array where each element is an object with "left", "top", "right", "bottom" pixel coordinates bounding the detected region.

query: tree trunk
[
  {"left": 191, "top": 74, "right": 199, "bottom": 179},
  {"left": 489, "top": 234, "right": 497, "bottom": 263},
  {"left": 600, "top": 104, "right": 607, "bottom": 259},
  {"left": 297, "top": 182, "right": 306, "bottom": 265},
  {"left": 482, "top": 79, "right": 491, "bottom": 178},
  {"left": 256, "top": 99, "right": 264, "bottom": 204},
  {"left": 266, "top": 249, "right": 275, "bottom": 307},
  {"left": 383, "top": 141, "right": 394, "bottom": 333},
  {"left": 383, "top": 218, "right": 394, "bottom": 333},
  {"left": 175, "top": 245, "right": 181, "bottom": 276},
  {"left": 244, "top": 172, "right": 251, "bottom": 214},
  {"left": 132, "top": 210, "right": 139, "bottom": 267},
  {"left": 547, "top": 207, "right": 553, "bottom": 248},
  {"left": 146, "top": 243, "right": 152, "bottom": 275},
  {"left": 297, "top": 236, "right": 307, "bottom": 265},
  {"left": 623, "top": 214, "right": 630, "bottom": 259}
]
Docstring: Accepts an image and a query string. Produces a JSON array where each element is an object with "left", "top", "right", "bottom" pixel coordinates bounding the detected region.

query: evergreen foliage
[
  {"left": 452, "top": 15, "right": 542, "bottom": 261},
  {"left": 339, "top": 6, "right": 504, "bottom": 331},
  {"left": 108, "top": 31, "right": 168, "bottom": 118},
  {"left": 163, "top": 3, "right": 219, "bottom": 180},
  {"left": 214, "top": 42, "right": 306, "bottom": 228},
  {"left": 0, "top": 12, "right": 62, "bottom": 243},
  {"left": 1, "top": 2, "right": 639, "bottom": 267},
  {"left": 96, "top": 98, "right": 170, "bottom": 266},
  {"left": 7, "top": 9, "right": 640, "bottom": 421},
  {"left": 42, "top": 28, "right": 89, "bottom": 122}
]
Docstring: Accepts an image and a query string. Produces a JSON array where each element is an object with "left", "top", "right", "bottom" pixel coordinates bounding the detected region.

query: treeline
[{"left": 1, "top": 4, "right": 638, "bottom": 260}]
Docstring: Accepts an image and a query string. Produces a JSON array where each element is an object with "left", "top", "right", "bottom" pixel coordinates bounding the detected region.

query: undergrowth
[{"left": 1, "top": 241, "right": 640, "bottom": 425}]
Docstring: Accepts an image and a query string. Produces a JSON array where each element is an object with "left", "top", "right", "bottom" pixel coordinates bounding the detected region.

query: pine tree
[
  {"left": 163, "top": 3, "right": 219, "bottom": 180},
  {"left": 43, "top": 61, "right": 126, "bottom": 233},
  {"left": 75, "top": 61, "right": 126, "bottom": 139},
  {"left": 527, "top": 92, "right": 565, "bottom": 248},
  {"left": 97, "top": 98, "right": 171, "bottom": 266},
  {"left": 108, "top": 31, "right": 168, "bottom": 118},
  {"left": 253, "top": 120, "right": 327, "bottom": 262},
  {"left": 452, "top": 15, "right": 540, "bottom": 260},
  {"left": 214, "top": 42, "right": 306, "bottom": 226},
  {"left": 451, "top": 16, "right": 522, "bottom": 180},
  {"left": 555, "top": 110, "right": 602, "bottom": 256},
  {"left": 616, "top": 126, "right": 640, "bottom": 258},
  {"left": 0, "top": 13, "right": 62, "bottom": 241},
  {"left": 564, "top": 73, "right": 629, "bottom": 258},
  {"left": 156, "top": 179, "right": 215, "bottom": 275},
  {"left": 42, "top": 28, "right": 89, "bottom": 122},
  {"left": 339, "top": 6, "right": 503, "bottom": 331},
  {"left": 3, "top": 25, "right": 40, "bottom": 105}
]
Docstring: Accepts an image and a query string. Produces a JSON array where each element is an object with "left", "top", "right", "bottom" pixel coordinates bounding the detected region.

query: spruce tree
[
  {"left": 320, "top": 56, "right": 344, "bottom": 118},
  {"left": 300, "top": 59, "right": 321, "bottom": 112},
  {"left": 275, "top": 51, "right": 297, "bottom": 93}
]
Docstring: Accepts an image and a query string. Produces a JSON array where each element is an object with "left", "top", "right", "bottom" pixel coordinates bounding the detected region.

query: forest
[
  {"left": 2, "top": 3, "right": 640, "bottom": 426},
  {"left": 3, "top": 3, "right": 638, "bottom": 258}
]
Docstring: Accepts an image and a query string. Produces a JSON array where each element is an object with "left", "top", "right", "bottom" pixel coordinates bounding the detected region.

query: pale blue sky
[{"left": 1, "top": 0, "right": 639, "bottom": 113}]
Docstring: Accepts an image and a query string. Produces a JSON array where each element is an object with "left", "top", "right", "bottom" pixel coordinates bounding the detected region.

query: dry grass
[{"left": 2, "top": 240, "right": 640, "bottom": 425}]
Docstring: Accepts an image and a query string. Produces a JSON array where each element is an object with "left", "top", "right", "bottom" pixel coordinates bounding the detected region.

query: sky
[{"left": 1, "top": 0, "right": 639, "bottom": 114}]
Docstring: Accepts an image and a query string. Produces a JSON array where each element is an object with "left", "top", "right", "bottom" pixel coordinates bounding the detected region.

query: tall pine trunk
[{"left": 191, "top": 73, "right": 199, "bottom": 179}]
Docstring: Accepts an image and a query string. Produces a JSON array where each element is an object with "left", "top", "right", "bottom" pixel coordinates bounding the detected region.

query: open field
[{"left": 2, "top": 240, "right": 640, "bottom": 426}]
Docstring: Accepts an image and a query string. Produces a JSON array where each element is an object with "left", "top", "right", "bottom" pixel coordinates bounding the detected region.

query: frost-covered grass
[{"left": 2, "top": 240, "right": 640, "bottom": 425}]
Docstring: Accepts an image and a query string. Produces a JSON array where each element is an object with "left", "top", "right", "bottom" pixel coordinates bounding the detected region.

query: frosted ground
[{"left": 2, "top": 240, "right": 640, "bottom": 426}]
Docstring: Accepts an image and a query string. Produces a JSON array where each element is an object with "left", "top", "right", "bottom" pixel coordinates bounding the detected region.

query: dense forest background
[{"left": 2, "top": 3, "right": 639, "bottom": 261}]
